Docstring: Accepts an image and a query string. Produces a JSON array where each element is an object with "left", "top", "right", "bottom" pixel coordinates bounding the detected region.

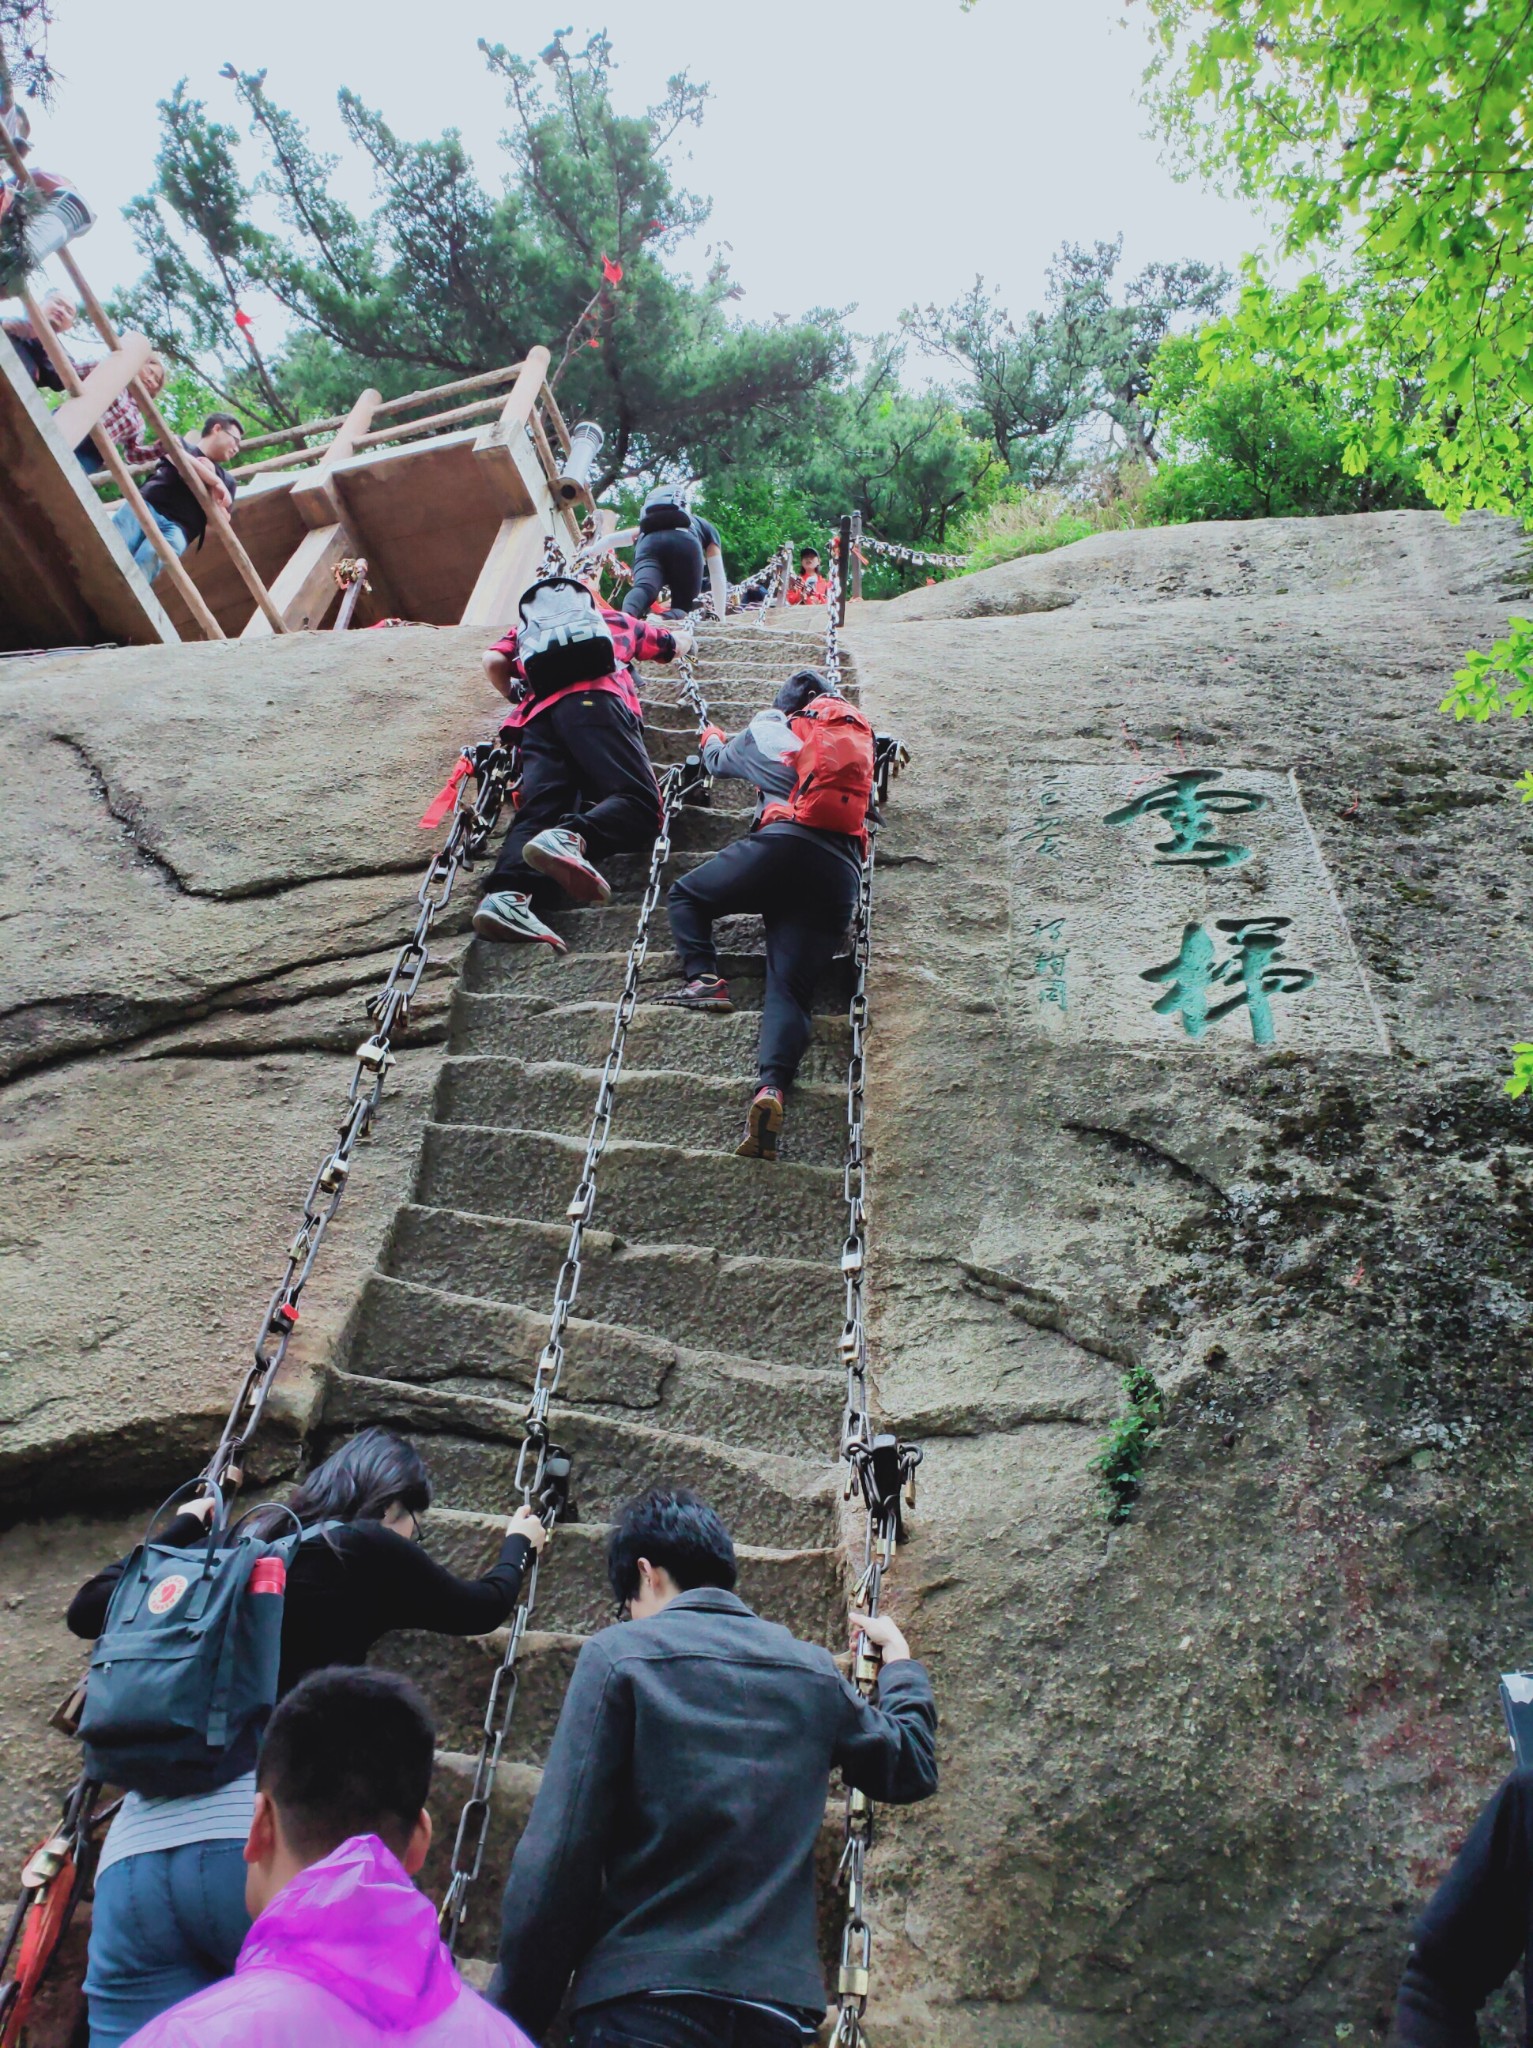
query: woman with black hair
[{"left": 66, "top": 1428, "right": 545, "bottom": 2048}]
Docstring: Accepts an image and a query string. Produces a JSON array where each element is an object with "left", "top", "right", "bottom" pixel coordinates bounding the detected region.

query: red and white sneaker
[
  {"left": 521, "top": 827, "right": 612, "bottom": 905},
  {"left": 736, "top": 1085, "right": 785, "bottom": 1161}
]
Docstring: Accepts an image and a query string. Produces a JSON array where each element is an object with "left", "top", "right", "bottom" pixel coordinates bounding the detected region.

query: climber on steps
[
  {"left": 65, "top": 1429, "right": 546, "bottom": 2047},
  {"left": 122, "top": 1667, "right": 535, "bottom": 2047},
  {"left": 473, "top": 574, "right": 694, "bottom": 949},
  {"left": 657, "top": 669, "right": 874, "bottom": 1161},
  {"left": 588, "top": 485, "right": 728, "bottom": 620},
  {"left": 490, "top": 1488, "right": 937, "bottom": 2048}
]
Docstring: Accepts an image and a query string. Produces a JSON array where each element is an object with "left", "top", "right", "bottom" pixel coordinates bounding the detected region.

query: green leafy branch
[{"left": 1091, "top": 1363, "right": 1166, "bottom": 1522}]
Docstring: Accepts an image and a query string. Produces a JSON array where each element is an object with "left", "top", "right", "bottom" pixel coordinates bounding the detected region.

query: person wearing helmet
[{"left": 657, "top": 669, "right": 869, "bottom": 1161}]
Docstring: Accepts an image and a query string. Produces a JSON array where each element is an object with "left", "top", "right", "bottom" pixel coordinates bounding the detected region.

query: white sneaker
[
  {"left": 521, "top": 828, "right": 612, "bottom": 905},
  {"left": 472, "top": 890, "right": 567, "bottom": 950}
]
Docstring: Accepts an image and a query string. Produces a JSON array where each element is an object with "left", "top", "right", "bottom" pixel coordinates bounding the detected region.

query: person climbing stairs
[{"left": 314, "top": 619, "right": 868, "bottom": 1972}]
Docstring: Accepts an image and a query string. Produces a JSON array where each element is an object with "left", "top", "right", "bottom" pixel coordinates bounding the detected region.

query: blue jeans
[
  {"left": 572, "top": 1997, "right": 819, "bottom": 2048},
  {"left": 85, "top": 1839, "right": 250, "bottom": 2048},
  {"left": 111, "top": 502, "right": 188, "bottom": 585}
]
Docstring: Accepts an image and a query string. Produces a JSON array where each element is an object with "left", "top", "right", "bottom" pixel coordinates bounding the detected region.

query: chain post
[
  {"left": 850, "top": 510, "right": 863, "bottom": 603},
  {"left": 836, "top": 515, "right": 852, "bottom": 628}
]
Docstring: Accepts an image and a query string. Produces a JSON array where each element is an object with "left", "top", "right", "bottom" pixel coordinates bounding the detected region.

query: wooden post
[
  {"left": 837, "top": 514, "right": 852, "bottom": 627},
  {"left": 56, "top": 249, "right": 288, "bottom": 635},
  {"left": 850, "top": 509, "right": 863, "bottom": 603},
  {"left": 18, "top": 286, "right": 225, "bottom": 640},
  {"left": 50, "top": 332, "right": 152, "bottom": 450},
  {"left": 241, "top": 522, "right": 354, "bottom": 636},
  {"left": 461, "top": 514, "right": 547, "bottom": 630}
]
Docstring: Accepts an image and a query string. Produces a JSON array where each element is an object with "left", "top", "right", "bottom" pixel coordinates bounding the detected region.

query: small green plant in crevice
[{"left": 1092, "top": 1363, "right": 1166, "bottom": 1522}]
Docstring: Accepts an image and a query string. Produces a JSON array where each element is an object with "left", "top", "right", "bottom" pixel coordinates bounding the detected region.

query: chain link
[
  {"left": 858, "top": 531, "right": 969, "bottom": 571},
  {"left": 440, "top": 605, "right": 711, "bottom": 1949},
  {"left": 825, "top": 575, "right": 920, "bottom": 2048}
]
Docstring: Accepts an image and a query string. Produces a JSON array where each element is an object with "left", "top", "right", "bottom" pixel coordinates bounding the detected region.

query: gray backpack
[{"left": 516, "top": 577, "right": 618, "bottom": 698}]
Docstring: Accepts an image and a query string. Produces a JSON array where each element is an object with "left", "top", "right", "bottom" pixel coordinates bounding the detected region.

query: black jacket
[
  {"left": 140, "top": 437, "right": 236, "bottom": 548},
  {"left": 1393, "top": 1769, "right": 1533, "bottom": 2045},
  {"left": 68, "top": 1514, "right": 531, "bottom": 1698},
  {"left": 491, "top": 1587, "right": 937, "bottom": 2035}
]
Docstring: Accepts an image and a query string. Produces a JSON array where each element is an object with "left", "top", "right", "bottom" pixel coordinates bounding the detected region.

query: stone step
[
  {"left": 317, "top": 1374, "right": 840, "bottom": 1545},
  {"left": 383, "top": 1207, "right": 847, "bottom": 1363},
  {"left": 346, "top": 1273, "right": 841, "bottom": 1452},
  {"left": 539, "top": 904, "right": 769, "bottom": 951},
  {"left": 434, "top": 1058, "right": 846, "bottom": 1163},
  {"left": 393, "top": 1626, "right": 582, "bottom": 1766},
  {"left": 459, "top": 946, "right": 855, "bottom": 1012},
  {"left": 411, "top": 1509, "right": 843, "bottom": 1640},
  {"left": 414, "top": 1127, "right": 846, "bottom": 1260},
  {"left": 447, "top": 997, "right": 852, "bottom": 1081}
]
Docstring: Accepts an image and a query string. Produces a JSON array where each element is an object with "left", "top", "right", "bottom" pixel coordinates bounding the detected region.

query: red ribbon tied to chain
[
  {"left": 419, "top": 755, "right": 473, "bottom": 829},
  {"left": 601, "top": 254, "right": 623, "bottom": 286},
  {"left": 234, "top": 307, "right": 254, "bottom": 331}
]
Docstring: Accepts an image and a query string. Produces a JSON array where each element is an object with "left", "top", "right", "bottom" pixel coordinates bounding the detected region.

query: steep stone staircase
[{"left": 315, "top": 620, "right": 859, "bottom": 1965}]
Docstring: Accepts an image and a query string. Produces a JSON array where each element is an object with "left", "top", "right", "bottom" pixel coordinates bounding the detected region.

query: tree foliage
[
  {"left": 1137, "top": 0, "right": 1533, "bottom": 522},
  {"left": 1144, "top": 315, "right": 1430, "bottom": 521},
  {"left": 904, "top": 236, "right": 1229, "bottom": 483},
  {"left": 0, "top": 0, "right": 55, "bottom": 108},
  {"left": 113, "top": 32, "right": 846, "bottom": 490}
]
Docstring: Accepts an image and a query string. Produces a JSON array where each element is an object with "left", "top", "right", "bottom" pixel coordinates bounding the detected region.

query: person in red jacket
[
  {"left": 785, "top": 546, "right": 831, "bottom": 606},
  {"left": 473, "top": 583, "right": 693, "bottom": 949}
]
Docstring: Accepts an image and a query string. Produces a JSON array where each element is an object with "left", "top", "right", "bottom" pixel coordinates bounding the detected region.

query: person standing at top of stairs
[
  {"left": 490, "top": 1490, "right": 937, "bottom": 2048},
  {"left": 473, "top": 575, "right": 696, "bottom": 952},
  {"left": 658, "top": 669, "right": 872, "bottom": 1162}
]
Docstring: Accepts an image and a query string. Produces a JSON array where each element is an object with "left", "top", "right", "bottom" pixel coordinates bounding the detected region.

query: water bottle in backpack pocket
[
  {"left": 77, "top": 1490, "right": 323, "bottom": 1796},
  {"left": 516, "top": 577, "right": 618, "bottom": 699}
]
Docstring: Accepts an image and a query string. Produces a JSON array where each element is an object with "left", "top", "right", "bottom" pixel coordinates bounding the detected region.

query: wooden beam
[
  {"left": 472, "top": 348, "right": 551, "bottom": 519},
  {"left": 241, "top": 522, "right": 354, "bottom": 637},
  {"left": 460, "top": 512, "right": 546, "bottom": 631},
  {"left": 291, "top": 386, "right": 381, "bottom": 531},
  {"left": 371, "top": 362, "right": 525, "bottom": 419},
  {"left": 51, "top": 332, "right": 153, "bottom": 450}
]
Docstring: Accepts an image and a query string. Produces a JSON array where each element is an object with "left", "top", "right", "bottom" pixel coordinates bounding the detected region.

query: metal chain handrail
[
  {"left": 859, "top": 531, "right": 969, "bottom": 571},
  {"left": 440, "top": 605, "right": 711, "bottom": 1951},
  {"left": 821, "top": 550, "right": 921, "bottom": 2048}
]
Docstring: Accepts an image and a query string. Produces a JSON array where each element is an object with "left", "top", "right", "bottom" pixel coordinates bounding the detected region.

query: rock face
[
  {"left": 853, "top": 508, "right": 1533, "bottom": 2045},
  {"left": 2, "top": 511, "right": 1532, "bottom": 2046}
]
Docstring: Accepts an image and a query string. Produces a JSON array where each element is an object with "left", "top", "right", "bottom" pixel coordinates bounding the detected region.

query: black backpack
[
  {"left": 638, "top": 484, "right": 691, "bottom": 534},
  {"left": 77, "top": 1492, "right": 328, "bottom": 1798},
  {"left": 516, "top": 578, "right": 619, "bottom": 698}
]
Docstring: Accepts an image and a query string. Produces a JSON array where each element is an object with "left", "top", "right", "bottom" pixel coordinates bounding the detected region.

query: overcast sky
[{"left": 25, "top": 0, "right": 1269, "bottom": 361}]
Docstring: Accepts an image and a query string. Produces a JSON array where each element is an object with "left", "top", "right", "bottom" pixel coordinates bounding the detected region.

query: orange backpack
[{"left": 759, "top": 695, "right": 876, "bottom": 851}]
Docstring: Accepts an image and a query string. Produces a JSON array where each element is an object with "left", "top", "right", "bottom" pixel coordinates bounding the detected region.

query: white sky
[{"left": 24, "top": 0, "right": 1269, "bottom": 363}]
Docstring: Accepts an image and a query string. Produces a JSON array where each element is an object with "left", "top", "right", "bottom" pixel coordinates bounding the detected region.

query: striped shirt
[{"left": 96, "top": 1773, "right": 256, "bottom": 1876}]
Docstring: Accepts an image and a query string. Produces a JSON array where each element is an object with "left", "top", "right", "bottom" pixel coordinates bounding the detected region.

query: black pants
[
  {"left": 623, "top": 529, "right": 704, "bottom": 617},
  {"left": 490, "top": 691, "right": 661, "bottom": 908},
  {"left": 572, "top": 1993, "right": 817, "bottom": 2047},
  {"left": 667, "top": 827, "right": 859, "bottom": 1091}
]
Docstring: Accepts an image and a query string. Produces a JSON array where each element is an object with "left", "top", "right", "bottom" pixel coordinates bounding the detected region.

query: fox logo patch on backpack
[
  {"left": 516, "top": 578, "right": 617, "bottom": 699},
  {"left": 760, "top": 695, "right": 876, "bottom": 852}
]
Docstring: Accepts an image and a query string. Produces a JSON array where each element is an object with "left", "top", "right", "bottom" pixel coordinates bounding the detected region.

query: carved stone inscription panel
[{"left": 1009, "top": 764, "right": 1388, "bottom": 1055}]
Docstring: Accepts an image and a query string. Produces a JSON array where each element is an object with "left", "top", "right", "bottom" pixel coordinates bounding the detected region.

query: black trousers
[
  {"left": 666, "top": 827, "right": 859, "bottom": 1091},
  {"left": 623, "top": 529, "right": 705, "bottom": 617},
  {"left": 571, "top": 1993, "right": 816, "bottom": 2047},
  {"left": 489, "top": 692, "right": 661, "bottom": 908}
]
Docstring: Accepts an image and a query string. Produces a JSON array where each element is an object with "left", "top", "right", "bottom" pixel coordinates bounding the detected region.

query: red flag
[
  {"left": 419, "top": 755, "right": 473, "bottom": 829},
  {"left": 233, "top": 307, "right": 254, "bottom": 331},
  {"left": 587, "top": 337, "right": 601, "bottom": 349},
  {"left": 601, "top": 254, "right": 623, "bottom": 285}
]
